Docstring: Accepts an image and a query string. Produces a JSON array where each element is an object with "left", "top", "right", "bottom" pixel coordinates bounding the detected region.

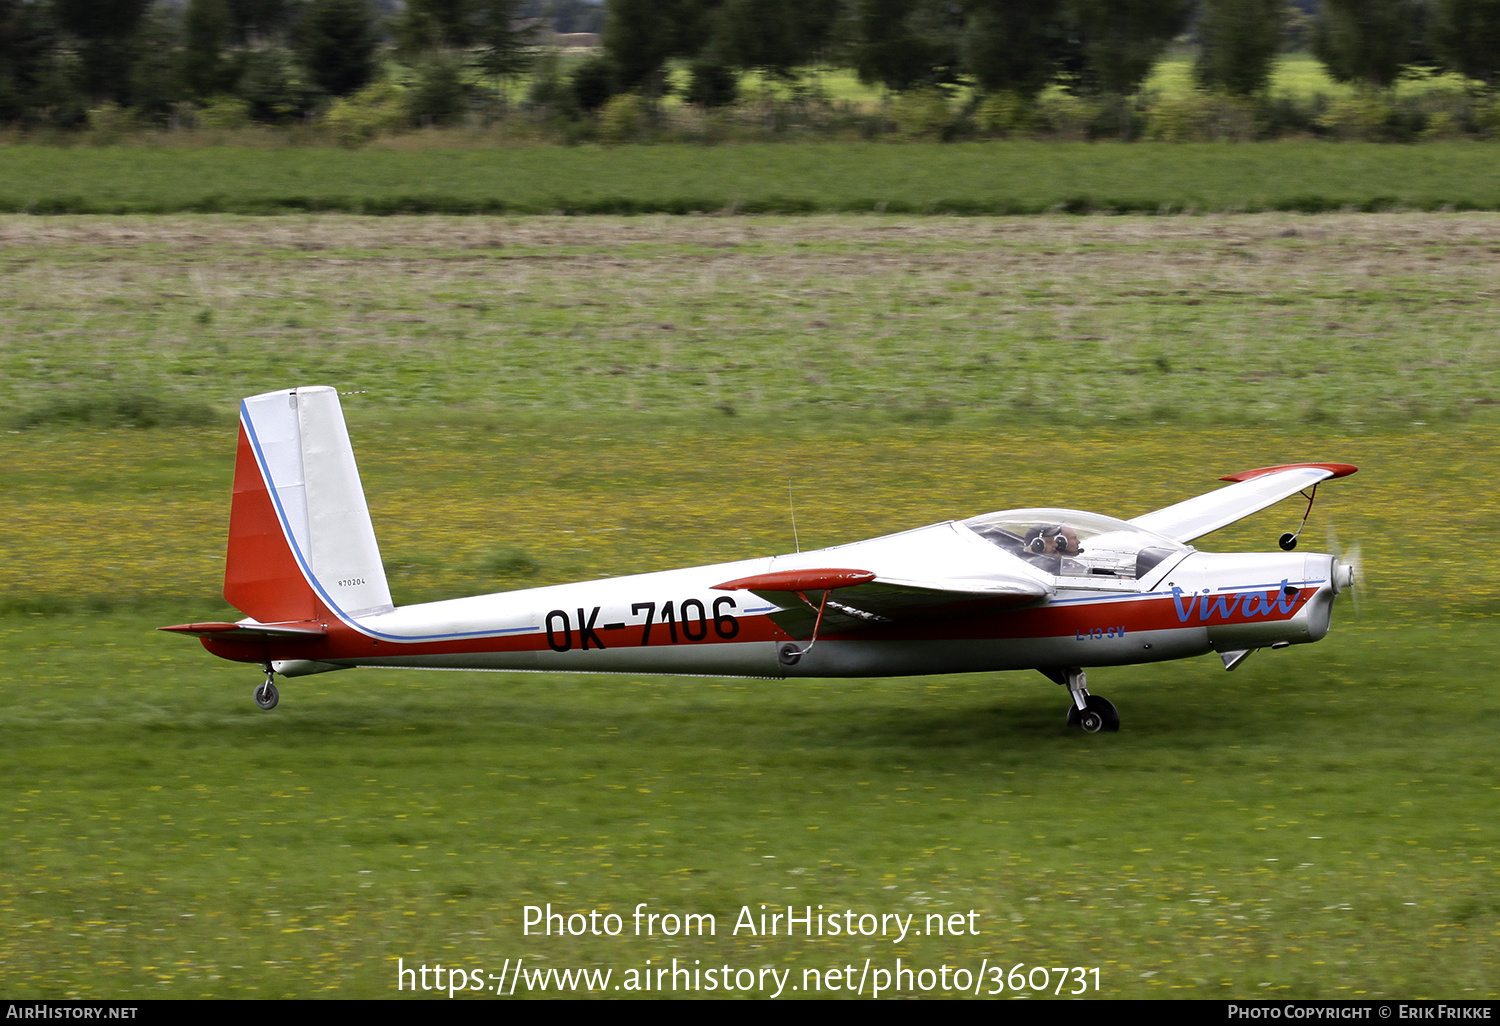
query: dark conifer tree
[
  {"left": 847, "top": 0, "right": 962, "bottom": 91},
  {"left": 712, "top": 0, "right": 840, "bottom": 78},
  {"left": 52, "top": 0, "right": 155, "bottom": 103},
  {"left": 1432, "top": 0, "right": 1500, "bottom": 88},
  {"left": 0, "top": 0, "right": 58, "bottom": 122},
  {"left": 296, "top": 0, "right": 380, "bottom": 96},
  {"left": 1194, "top": 0, "right": 1285, "bottom": 96},
  {"left": 398, "top": 0, "right": 479, "bottom": 48},
  {"left": 131, "top": 2, "right": 188, "bottom": 120},
  {"left": 602, "top": 0, "right": 699, "bottom": 94},
  {"left": 472, "top": 0, "right": 537, "bottom": 81},
  {"left": 961, "top": 0, "right": 1067, "bottom": 98},
  {"left": 1062, "top": 0, "right": 1194, "bottom": 95},
  {"left": 182, "top": 0, "right": 233, "bottom": 97},
  {"left": 1312, "top": 0, "right": 1424, "bottom": 89}
]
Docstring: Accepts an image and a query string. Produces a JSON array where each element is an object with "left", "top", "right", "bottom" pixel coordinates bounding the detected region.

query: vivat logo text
[{"left": 1171, "top": 581, "right": 1300, "bottom": 623}]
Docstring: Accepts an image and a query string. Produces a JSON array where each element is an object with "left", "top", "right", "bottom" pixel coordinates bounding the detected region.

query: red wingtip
[{"left": 1219, "top": 463, "right": 1359, "bottom": 483}]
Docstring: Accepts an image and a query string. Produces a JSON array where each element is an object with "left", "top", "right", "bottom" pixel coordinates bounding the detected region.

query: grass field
[
  {"left": 2, "top": 214, "right": 1498, "bottom": 999},
  {"left": 3, "top": 214, "right": 1498, "bottom": 448},
  {"left": 3, "top": 143, "right": 1500, "bottom": 216},
  {"left": 1, "top": 608, "right": 1496, "bottom": 998},
  {"left": 2, "top": 422, "right": 1497, "bottom": 999}
]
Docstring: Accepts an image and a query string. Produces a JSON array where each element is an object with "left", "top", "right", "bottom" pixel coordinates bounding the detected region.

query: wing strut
[
  {"left": 783, "top": 588, "right": 833, "bottom": 661},
  {"left": 1278, "top": 482, "right": 1318, "bottom": 550}
]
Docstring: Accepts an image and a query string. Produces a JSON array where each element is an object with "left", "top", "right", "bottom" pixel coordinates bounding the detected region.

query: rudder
[{"left": 224, "top": 387, "right": 394, "bottom": 624}]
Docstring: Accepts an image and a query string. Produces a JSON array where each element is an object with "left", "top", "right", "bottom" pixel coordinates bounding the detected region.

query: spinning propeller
[{"left": 1326, "top": 523, "right": 1366, "bottom": 616}]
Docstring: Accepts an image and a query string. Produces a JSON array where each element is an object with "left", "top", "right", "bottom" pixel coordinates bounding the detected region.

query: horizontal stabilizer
[{"left": 159, "top": 621, "right": 327, "bottom": 639}]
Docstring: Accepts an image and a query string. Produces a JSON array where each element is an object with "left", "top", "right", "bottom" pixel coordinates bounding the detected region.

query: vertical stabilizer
[{"left": 225, "top": 387, "right": 394, "bottom": 623}]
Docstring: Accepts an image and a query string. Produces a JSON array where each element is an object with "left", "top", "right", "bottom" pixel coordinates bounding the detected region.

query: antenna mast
[{"left": 788, "top": 478, "right": 800, "bottom": 553}]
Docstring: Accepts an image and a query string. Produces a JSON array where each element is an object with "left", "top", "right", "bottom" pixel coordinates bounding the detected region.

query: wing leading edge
[{"left": 1128, "top": 463, "right": 1358, "bottom": 544}]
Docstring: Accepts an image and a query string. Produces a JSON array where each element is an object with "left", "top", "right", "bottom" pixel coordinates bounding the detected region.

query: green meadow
[
  {"left": 1, "top": 214, "right": 1497, "bottom": 999},
  {"left": 2, "top": 214, "right": 1498, "bottom": 441},
  {"left": 3, "top": 142, "right": 1500, "bottom": 215}
]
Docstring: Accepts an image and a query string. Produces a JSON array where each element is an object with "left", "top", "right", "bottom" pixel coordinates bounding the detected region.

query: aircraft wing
[
  {"left": 1128, "top": 463, "right": 1358, "bottom": 544},
  {"left": 713, "top": 567, "right": 1051, "bottom": 639}
]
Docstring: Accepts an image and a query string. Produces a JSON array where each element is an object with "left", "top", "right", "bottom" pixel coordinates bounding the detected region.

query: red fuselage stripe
[{"left": 201, "top": 588, "right": 1312, "bottom": 664}]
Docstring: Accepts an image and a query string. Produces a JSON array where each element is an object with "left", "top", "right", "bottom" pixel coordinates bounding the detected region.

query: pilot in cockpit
[{"left": 1022, "top": 523, "right": 1086, "bottom": 575}]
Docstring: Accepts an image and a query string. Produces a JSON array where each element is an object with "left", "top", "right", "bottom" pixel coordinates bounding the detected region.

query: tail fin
[{"left": 225, "top": 387, "right": 394, "bottom": 624}]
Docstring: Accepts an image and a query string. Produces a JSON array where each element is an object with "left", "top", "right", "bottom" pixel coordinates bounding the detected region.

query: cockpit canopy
[{"left": 960, "top": 508, "right": 1189, "bottom": 581}]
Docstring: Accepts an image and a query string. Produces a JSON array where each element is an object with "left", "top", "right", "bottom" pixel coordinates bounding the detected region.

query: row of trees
[
  {"left": 2, "top": 0, "right": 1499, "bottom": 132},
  {"left": 0, "top": 0, "right": 570, "bottom": 126},
  {"left": 1, "top": 0, "right": 386, "bottom": 125},
  {"left": 600, "top": 0, "right": 1500, "bottom": 108}
]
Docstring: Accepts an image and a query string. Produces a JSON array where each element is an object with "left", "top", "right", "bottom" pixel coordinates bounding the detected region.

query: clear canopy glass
[{"left": 960, "top": 508, "right": 1189, "bottom": 581}]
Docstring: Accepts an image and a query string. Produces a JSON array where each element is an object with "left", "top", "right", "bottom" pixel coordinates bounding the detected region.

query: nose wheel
[{"left": 254, "top": 668, "right": 279, "bottom": 711}]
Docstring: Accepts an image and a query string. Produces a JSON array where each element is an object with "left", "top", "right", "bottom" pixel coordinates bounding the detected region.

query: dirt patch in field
[{"left": 3, "top": 211, "right": 1500, "bottom": 252}]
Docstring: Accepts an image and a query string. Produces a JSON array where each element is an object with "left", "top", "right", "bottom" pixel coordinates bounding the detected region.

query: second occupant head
[{"left": 1025, "top": 523, "right": 1082, "bottom": 557}]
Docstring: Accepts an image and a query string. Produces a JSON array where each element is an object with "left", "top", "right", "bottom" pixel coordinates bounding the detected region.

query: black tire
[
  {"left": 1070, "top": 694, "right": 1119, "bottom": 732},
  {"left": 254, "top": 681, "right": 279, "bottom": 711},
  {"left": 1084, "top": 694, "right": 1119, "bottom": 732}
]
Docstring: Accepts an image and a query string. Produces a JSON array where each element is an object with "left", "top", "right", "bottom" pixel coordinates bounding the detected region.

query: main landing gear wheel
[
  {"left": 1051, "top": 667, "right": 1121, "bottom": 734},
  {"left": 1067, "top": 694, "right": 1119, "bottom": 733},
  {"left": 254, "top": 679, "right": 279, "bottom": 711}
]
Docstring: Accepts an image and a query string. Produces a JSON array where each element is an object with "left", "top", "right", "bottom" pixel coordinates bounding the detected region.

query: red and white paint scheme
[{"left": 162, "top": 387, "right": 1360, "bottom": 732}]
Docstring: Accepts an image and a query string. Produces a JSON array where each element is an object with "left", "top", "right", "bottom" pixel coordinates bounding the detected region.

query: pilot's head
[{"left": 1026, "top": 524, "right": 1082, "bottom": 557}]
